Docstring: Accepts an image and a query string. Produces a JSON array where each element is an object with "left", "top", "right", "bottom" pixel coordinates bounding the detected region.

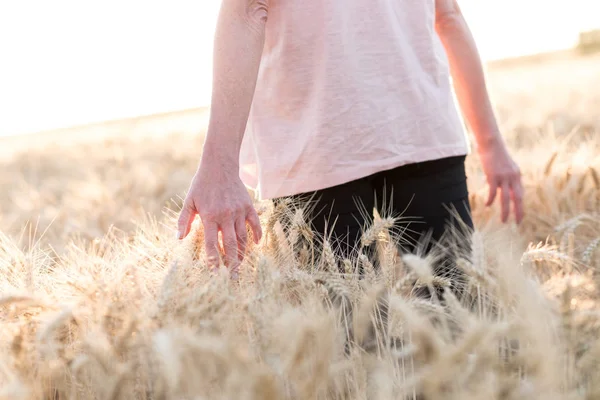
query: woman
[{"left": 176, "top": 0, "right": 524, "bottom": 284}]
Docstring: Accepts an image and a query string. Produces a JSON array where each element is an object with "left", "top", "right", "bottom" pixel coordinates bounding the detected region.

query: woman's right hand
[{"left": 176, "top": 155, "right": 262, "bottom": 278}]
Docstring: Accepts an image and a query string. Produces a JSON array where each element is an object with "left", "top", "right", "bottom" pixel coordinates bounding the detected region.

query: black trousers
[{"left": 273, "top": 155, "right": 474, "bottom": 293}]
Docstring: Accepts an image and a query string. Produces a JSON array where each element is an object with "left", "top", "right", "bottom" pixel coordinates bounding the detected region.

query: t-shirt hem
[{"left": 246, "top": 144, "right": 470, "bottom": 201}]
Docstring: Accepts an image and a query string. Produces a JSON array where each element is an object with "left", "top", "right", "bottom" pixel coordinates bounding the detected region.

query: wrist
[
  {"left": 199, "top": 136, "right": 240, "bottom": 175},
  {"left": 475, "top": 131, "right": 505, "bottom": 153}
]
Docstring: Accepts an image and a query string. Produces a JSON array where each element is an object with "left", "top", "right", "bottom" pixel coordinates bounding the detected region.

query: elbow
[
  {"left": 246, "top": 0, "right": 269, "bottom": 25},
  {"left": 435, "top": 9, "right": 464, "bottom": 36}
]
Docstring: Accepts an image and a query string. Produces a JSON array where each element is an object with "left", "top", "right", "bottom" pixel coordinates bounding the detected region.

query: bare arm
[
  {"left": 434, "top": 0, "right": 502, "bottom": 151},
  {"left": 203, "top": 0, "right": 268, "bottom": 165},
  {"left": 177, "top": 0, "right": 268, "bottom": 277},
  {"left": 434, "top": 0, "right": 524, "bottom": 224}
]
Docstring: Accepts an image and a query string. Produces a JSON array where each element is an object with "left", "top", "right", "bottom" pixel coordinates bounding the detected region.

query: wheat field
[{"left": 1, "top": 51, "right": 600, "bottom": 399}]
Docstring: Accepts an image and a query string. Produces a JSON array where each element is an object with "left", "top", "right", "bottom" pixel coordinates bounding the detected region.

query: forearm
[
  {"left": 436, "top": 12, "right": 504, "bottom": 151},
  {"left": 202, "top": 0, "right": 268, "bottom": 169}
]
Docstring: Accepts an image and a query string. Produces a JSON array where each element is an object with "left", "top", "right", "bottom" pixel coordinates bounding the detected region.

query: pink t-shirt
[{"left": 239, "top": 0, "right": 470, "bottom": 200}]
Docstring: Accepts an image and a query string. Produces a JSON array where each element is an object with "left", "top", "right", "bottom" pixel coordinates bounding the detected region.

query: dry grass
[{"left": 1, "top": 52, "right": 600, "bottom": 399}]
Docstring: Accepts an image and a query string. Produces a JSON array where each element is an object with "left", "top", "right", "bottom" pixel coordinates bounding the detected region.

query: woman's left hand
[{"left": 478, "top": 141, "right": 524, "bottom": 224}]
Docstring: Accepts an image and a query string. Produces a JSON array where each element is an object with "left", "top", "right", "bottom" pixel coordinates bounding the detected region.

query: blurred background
[{"left": 1, "top": 0, "right": 599, "bottom": 137}]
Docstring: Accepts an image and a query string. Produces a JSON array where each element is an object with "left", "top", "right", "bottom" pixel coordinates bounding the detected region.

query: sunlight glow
[
  {"left": 0, "top": 1, "right": 220, "bottom": 136},
  {"left": 0, "top": 0, "right": 598, "bottom": 136}
]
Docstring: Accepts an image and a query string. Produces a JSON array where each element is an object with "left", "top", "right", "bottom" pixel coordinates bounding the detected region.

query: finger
[
  {"left": 177, "top": 201, "right": 196, "bottom": 240},
  {"left": 511, "top": 178, "right": 525, "bottom": 224},
  {"left": 500, "top": 180, "right": 511, "bottom": 223},
  {"left": 203, "top": 221, "right": 220, "bottom": 271},
  {"left": 485, "top": 178, "right": 498, "bottom": 207},
  {"left": 220, "top": 221, "right": 239, "bottom": 271},
  {"left": 246, "top": 207, "right": 263, "bottom": 244},
  {"left": 235, "top": 217, "right": 248, "bottom": 261}
]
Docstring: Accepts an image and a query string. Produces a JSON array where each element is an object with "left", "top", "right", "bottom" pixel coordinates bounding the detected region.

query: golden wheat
[{"left": 1, "top": 52, "right": 600, "bottom": 399}]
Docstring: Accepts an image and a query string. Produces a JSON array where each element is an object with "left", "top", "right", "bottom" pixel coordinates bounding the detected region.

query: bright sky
[{"left": 0, "top": 0, "right": 598, "bottom": 136}]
